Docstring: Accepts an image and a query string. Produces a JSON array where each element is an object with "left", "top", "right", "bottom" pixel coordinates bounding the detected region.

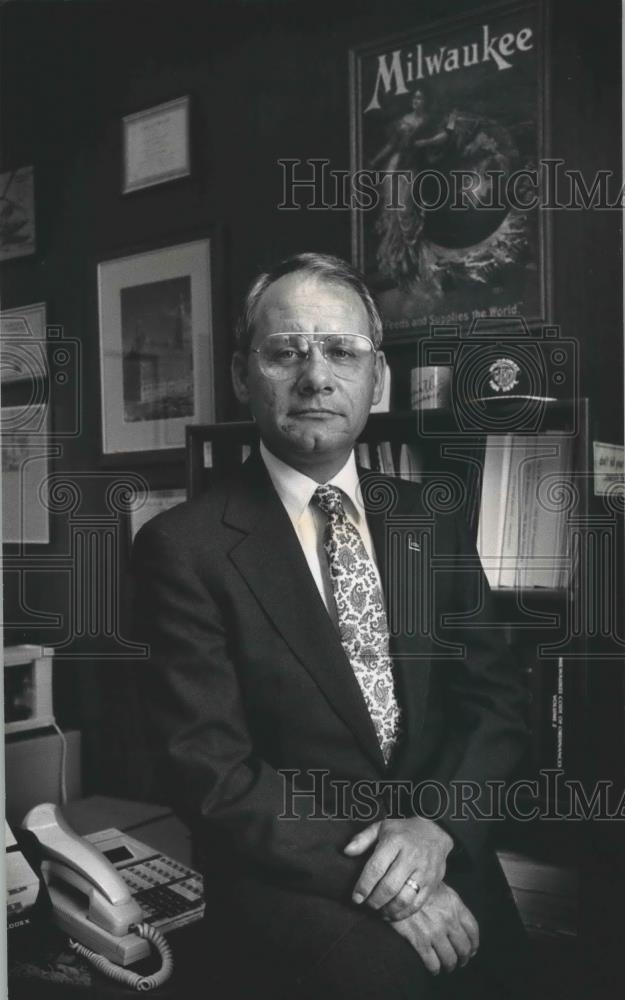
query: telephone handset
[{"left": 22, "top": 803, "right": 203, "bottom": 991}]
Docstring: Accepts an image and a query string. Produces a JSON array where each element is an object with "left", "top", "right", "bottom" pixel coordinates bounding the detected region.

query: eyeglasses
[{"left": 250, "top": 333, "right": 376, "bottom": 382}]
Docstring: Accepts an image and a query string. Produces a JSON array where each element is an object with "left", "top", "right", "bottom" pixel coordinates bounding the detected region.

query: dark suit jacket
[{"left": 131, "top": 452, "right": 528, "bottom": 975}]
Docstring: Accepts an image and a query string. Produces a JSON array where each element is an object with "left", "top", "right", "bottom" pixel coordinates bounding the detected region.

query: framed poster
[
  {"left": 122, "top": 97, "right": 191, "bottom": 194},
  {"left": 0, "top": 302, "right": 47, "bottom": 383},
  {"left": 350, "top": 2, "right": 549, "bottom": 341},
  {"left": 0, "top": 165, "right": 36, "bottom": 261},
  {"left": 1, "top": 403, "right": 51, "bottom": 544},
  {"left": 97, "top": 234, "right": 217, "bottom": 456}
]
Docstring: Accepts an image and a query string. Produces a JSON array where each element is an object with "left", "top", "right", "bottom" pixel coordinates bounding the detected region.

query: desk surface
[{"left": 61, "top": 796, "right": 171, "bottom": 834}]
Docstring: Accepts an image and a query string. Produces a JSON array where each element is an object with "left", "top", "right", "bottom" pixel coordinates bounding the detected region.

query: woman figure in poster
[{"left": 370, "top": 86, "right": 457, "bottom": 289}]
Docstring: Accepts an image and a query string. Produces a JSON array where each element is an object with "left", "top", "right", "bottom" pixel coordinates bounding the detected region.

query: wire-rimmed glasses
[{"left": 250, "top": 333, "right": 376, "bottom": 381}]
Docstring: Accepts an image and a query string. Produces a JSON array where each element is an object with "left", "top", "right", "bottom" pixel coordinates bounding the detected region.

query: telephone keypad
[
  {"left": 119, "top": 861, "right": 204, "bottom": 925},
  {"left": 86, "top": 827, "right": 206, "bottom": 933},
  {"left": 133, "top": 883, "right": 203, "bottom": 923}
]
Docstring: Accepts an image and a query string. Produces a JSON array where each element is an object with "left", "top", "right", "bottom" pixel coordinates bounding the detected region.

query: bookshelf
[{"left": 187, "top": 399, "right": 586, "bottom": 563}]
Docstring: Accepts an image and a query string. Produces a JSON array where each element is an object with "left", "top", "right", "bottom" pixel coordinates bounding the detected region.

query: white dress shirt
[{"left": 260, "top": 442, "right": 382, "bottom": 614}]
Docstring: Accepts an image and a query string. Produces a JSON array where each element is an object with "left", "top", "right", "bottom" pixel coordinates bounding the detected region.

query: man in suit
[{"left": 132, "top": 253, "right": 530, "bottom": 999}]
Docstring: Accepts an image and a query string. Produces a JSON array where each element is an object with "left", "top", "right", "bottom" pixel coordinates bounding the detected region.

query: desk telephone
[{"left": 22, "top": 803, "right": 205, "bottom": 991}]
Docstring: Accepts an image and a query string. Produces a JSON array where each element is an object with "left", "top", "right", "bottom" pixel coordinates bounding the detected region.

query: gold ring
[{"left": 405, "top": 876, "right": 421, "bottom": 893}]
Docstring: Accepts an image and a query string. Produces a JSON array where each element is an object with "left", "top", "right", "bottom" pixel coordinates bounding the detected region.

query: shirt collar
[{"left": 260, "top": 441, "right": 365, "bottom": 526}]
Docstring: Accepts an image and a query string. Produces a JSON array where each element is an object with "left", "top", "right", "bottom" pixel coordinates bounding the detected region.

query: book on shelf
[
  {"left": 478, "top": 434, "right": 513, "bottom": 588},
  {"left": 499, "top": 436, "right": 531, "bottom": 588},
  {"left": 525, "top": 655, "right": 566, "bottom": 773},
  {"left": 478, "top": 433, "right": 573, "bottom": 590},
  {"left": 520, "top": 434, "right": 572, "bottom": 589},
  {"left": 357, "top": 442, "right": 371, "bottom": 469},
  {"left": 358, "top": 441, "right": 422, "bottom": 482},
  {"left": 374, "top": 441, "right": 395, "bottom": 476},
  {"left": 398, "top": 443, "right": 423, "bottom": 482}
]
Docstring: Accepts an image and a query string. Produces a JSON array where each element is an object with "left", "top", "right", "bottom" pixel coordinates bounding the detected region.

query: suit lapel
[
  {"left": 361, "top": 472, "right": 432, "bottom": 775},
  {"left": 224, "top": 455, "right": 386, "bottom": 773}
]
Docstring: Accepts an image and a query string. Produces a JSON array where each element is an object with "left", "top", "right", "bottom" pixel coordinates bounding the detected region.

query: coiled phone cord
[{"left": 69, "top": 922, "right": 174, "bottom": 991}]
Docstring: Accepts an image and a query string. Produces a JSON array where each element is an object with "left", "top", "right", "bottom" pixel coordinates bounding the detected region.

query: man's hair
[{"left": 235, "top": 252, "right": 384, "bottom": 352}]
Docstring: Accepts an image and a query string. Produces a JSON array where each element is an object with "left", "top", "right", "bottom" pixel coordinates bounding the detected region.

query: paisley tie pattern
[{"left": 313, "top": 484, "right": 402, "bottom": 764}]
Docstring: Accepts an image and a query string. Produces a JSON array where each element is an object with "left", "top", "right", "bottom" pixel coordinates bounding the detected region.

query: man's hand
[
  {"left": 344, "top": 817, "right": 454, "bottom": 920},
  {"left": 390, "top": 882, "right": 479, "bottom": 976}
]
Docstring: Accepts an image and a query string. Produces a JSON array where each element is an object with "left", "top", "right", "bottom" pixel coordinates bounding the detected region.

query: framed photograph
[
  {"left": 122, "top": 96, "right": 191, "bottom": 194},
  {"left": 97, "top": 234, "right": 217, "bottom": 456},
  {"left": 1, "top": 403, "right": 51, "bottom": 544},
  {"left": 1, "top": 302, "right": 47, "bottom": 383},
  {"left": 0, "top": 165, "right": 36, "bottom": 261},
  {"left": 350, "top": 2, "right": 549, "bottom": 341},
  {"left": 128, "top": 486, "right": 186, "bottom": 541}
]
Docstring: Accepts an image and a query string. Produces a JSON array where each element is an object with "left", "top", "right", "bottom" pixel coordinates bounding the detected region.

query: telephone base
[{"left": 47, "top": 883, "right": 150, "bottom": 967}]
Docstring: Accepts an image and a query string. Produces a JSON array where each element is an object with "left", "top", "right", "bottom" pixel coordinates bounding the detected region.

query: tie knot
[{"left": 313, "top": 484, "right": 346, "bottom": 518}]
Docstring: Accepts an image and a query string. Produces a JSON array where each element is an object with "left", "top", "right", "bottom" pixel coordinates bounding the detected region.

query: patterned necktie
[{"left": 313, "top": 484, "right": 402, "bottom": 764}]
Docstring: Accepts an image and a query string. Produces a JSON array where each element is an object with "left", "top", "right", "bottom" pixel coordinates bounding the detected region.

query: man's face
[{"left": 232, "top": 272, "right": 385, "bottom": 479}]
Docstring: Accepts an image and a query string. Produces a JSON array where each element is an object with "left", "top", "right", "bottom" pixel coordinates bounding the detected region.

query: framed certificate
[
  {"left": 122, "top": 96, "right": 191, "bottom": 194},
  {"left": 1, "top": 403, "right": 51, "bottom": 544}
]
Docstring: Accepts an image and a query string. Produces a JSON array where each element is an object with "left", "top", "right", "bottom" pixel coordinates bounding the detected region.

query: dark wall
[
  {"left": 2, "top": 0, "right": 622, "bottom": 422},
  {"left": 1, "top": 0, "right": 622, "bottom": 794}
]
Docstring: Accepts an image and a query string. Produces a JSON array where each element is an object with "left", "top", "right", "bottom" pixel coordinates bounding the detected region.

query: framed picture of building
[
  {"left": 97, "top": 234, "right": 217, "bottom": 456},
  {"left": 349, "top": 1, "right": 549, "bottom": 341}
]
